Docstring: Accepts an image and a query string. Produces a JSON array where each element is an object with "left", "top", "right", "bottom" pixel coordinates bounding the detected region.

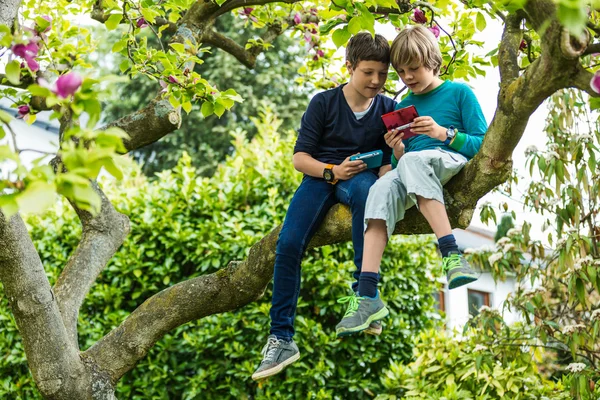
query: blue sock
[
  {"left": 358, "top": 272, "right": 379, "bottom": 298},
  {"left": 438, "top": 234, "right": 459, "bottom": 258}
]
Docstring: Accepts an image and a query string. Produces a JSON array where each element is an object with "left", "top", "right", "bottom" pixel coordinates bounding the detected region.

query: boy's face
[
  {"left": 395, "top": 63, "right": 437, "bottom": 94},
  {"left": 346, "top": 60, "right": 389, "bottom": 99}
]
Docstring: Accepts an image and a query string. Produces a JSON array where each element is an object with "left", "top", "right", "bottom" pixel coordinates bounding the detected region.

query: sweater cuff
[
  {"left": 391, "top": 152, "right": 398, "bottom": 168},
  {"left": 449, "top": 132, "right": 467, "bottom": 152}
]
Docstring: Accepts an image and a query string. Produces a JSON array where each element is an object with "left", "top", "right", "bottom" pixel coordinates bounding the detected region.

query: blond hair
[{"left": 390, "top": 25, "right": 442, "bottom": 74}]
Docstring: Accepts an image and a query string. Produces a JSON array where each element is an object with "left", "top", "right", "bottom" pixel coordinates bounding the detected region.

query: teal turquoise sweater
[{"left": 394, "top": 80, "right": 487, "bottom": 163}]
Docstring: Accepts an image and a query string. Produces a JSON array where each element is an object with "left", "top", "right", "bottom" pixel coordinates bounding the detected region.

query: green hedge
[
  {"left": 1, "top": 109, "right": 440, "bottom": 399},
  {"left": 378, "top": 327, "right": 575, "bottom": 400}
]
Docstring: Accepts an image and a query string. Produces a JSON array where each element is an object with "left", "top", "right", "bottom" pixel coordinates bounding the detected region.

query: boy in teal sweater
[{"left": 336, "top": 25, "right": 488, "bottom": 336}]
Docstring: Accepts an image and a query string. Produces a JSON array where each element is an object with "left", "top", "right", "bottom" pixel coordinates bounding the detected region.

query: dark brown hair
[{"left": 346, "top": 32, "right": 390, "bottom": 69}]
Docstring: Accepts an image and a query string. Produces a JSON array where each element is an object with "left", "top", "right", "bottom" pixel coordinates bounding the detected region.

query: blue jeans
[{"left": 269, "top": 170, "right": 378, "bottom": 341}]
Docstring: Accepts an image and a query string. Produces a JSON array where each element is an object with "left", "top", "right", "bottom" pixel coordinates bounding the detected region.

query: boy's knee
[{"left": 276, "top": 235, "right": 302, "bottom": 257}]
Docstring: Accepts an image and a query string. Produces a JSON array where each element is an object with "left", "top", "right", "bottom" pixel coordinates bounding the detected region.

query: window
[
  {"left": 433, "top": 289, "right": 446, "bottom": 312},
  {"left": 468, "top": 289, "right": 490, "bottom": 316}
]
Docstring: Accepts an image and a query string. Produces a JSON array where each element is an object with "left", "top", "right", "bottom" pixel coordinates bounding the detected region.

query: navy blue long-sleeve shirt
[{"left": 293, "top": 84, "right": 396, "bottom": 166}]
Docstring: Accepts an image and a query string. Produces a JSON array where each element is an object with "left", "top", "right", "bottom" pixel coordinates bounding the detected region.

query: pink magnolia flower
[
  {"left": 428, "top": 25, "right": 440, "bottom": 38},
  {"left": 136, "top": 18, "right": 148, "bottom": 28},
  {"left": 17, "top": 105, "right": 30, "bottom": 119},
  {"left": 12, "top": 42, "right": 39, "bottom": 72},
  {"left": 55, "top": 72, "right": 82, "bottom": 98},
  {"left": 304, "top": 31, "right": 312, "bottom": 44},
  {"left": 168, "top": 75, "right": 179, "bottom": 84},
  {"left": 293, "top": 13, "right": 302, "bottom": 25},
  {"left": 590, "top": 71, "right": 600, "bottom": 94},
  {"left": 411, "top": 9, "right": 427, "bottom": 24},
  {"left": 316, "top": 49, "right": 324, "bottom": 57},
  {"left": 159, "top": 80, "right": 168, "bottom": 93},
  {"left": 519, "top": 39, "right": 527, "bottom": 51},
  {"left": 239, "top": 7, "right": 258, "bottom": 22}
]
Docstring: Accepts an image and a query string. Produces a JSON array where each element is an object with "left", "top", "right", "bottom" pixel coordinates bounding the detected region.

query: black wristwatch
[
  {"left": 323, "top": 164, "right": 338, "bottom": 184},
  {"left": 443, "top": 125, "right": 457, "bottom": 146}
]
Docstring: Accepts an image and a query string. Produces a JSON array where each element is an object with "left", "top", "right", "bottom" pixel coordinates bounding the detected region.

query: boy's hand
[
  {"left": 378, "top": 164, "right": 392, "bottom": 178},
  {"left": 410, "top": 116, "right": 446, "bottom": 140},
  {"left": 384, "top": 128, "right": 405, "bottom": 152},
  {"left": 333, "top": 155, "right": 366, "bottom": 180}
]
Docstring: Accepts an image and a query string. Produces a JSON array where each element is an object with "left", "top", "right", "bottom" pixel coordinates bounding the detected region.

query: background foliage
[{"left": 101, "top": 14, "right": 310, "bottom": 177}]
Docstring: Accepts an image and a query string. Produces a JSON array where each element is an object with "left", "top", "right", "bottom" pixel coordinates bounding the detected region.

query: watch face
[{"left": 323, "top": 169, "right": 334, "bottom": 181}]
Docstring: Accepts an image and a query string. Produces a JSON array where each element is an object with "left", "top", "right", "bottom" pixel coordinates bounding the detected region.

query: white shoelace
[{"left": 261, "top": 337, "right": 282, "bottom": 363}]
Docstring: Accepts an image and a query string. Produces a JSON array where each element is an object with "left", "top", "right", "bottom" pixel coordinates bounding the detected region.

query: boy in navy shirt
[
  {"left": 252, "top": 32, "right": 395, "bottom": 380},
  {"left": 335, "top": 25, "right": 487, "bottom": 337}
]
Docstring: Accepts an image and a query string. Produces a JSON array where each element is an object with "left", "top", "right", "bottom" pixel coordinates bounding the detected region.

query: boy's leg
[
  {"left": 334, "top": 170, "right": 378, "bottom": 291},
  {"left": 335, "top": 171, "right": 410, "bottom": 336},
  {"left": 398, "top": 149, "right": 479, "bottom": 289},
  {"left": 335, "top": 170, "right": 383, "bottom": 335},
  {"left": 253, "top": 177, "right": 336, "bottom": 380}
]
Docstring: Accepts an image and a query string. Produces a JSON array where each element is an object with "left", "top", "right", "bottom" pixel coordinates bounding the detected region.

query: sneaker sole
[
  {"left": 336, "top": 306, "right": 389, "bottom": 337},
  {"left": 251, "top": 352, "right": 300, "bottom": 381},
  {"left": 363, "top": 325, "right": 382, "bottom": 336},
  {"left": 449, "top": 275, "right": 478, "bottom": 290}
]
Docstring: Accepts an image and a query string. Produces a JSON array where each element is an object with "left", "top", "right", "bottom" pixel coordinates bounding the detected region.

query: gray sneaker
[
  {"left": 251, "top": 335, "right": 300, "bottom": 381},
  {"left": 364, "top": 320, "right": 382, "bottom": 336},
  {"left": 336, "top": 293, "right": 389, "bottom": 337},
  {"left": 443, "top": 251, "right": 478, "bottom": 289}
]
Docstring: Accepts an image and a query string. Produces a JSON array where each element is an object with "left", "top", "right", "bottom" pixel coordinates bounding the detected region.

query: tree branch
[
  {"left": 0, "top": 212, "right": 91, "bottom": 398},
  {"left": 0, "top": 0, "right": 20, "bottom": 29},
  {"left": 203, "top": 30, "right": 257, "bottom": 69},
  {"left": 0, "top": 74, "right": 35, "bottom": 89},
  {"left": 570, "top": 67, "right": 600, "bottom": 98},
  {"left": 103, "top": 97, "right": 181, "bottom": 153},
  {"left": 216, "top": 0, "right": 300, "bottom": 18},
  {"left": 498, "top": 13, "right": 522, "bottom": 83},
  {"left": 583, "top": 42, "right": 600, "bottom": 56},
  {"left": 54, "top": 181, "right": 130, "bottom": 348}
]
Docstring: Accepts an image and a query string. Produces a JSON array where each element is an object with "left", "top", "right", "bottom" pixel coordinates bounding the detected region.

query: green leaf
[
  {"left": 201, "top": 101, "right": 214, "bottom": 117},
  {"left": 214, "top": 102, "right": 225, "bottom": 117},
  {"left": 112, "top": 38, "right": 128, "bottom": 53},
  {"left": 575, "top": 277, "right": 586, "bottom": 306},
  {"left": 182, "top": 101, "right": 192, "bottom": 113},
  {"left": 5, "top": 60, "right": 21, "bottom": 85},
  {"left": 105, "top": 14, "right": 123, "bottom": 31},
  {"left": 476, "top": 12, "right": 487, "bottom": 31},
  {"left": 589, "top": 97, "right": 600, "bottom": 111},
  {"left": 222, "top": 89, "right": 243, "bottom": 103},
  {"left": 347, "top": 17, "right": 361, "bottom": 35},
  {"left": 169, "top": 43, "right": 185, "bottom": 53},
  {"left": 557, "top": 1, "right": 587, "bottom": 35},
  {"left": 16, "top": 181, "right": 57, "bottom": 214},
  {"left": 0, "top": 195, "right": 18, "bottom": 218},
  {"left": 103, "top": 158, "right": 123, "bottom": 180},
  {"left": 27, "top": 84, "right": 52, "bottom": 97},
  {"left": 332, "top": 27, "right": 351, "bottom": 48},
  {"left": 133, "top": 269, "right": 142, "bottom": 278},
  {"left": 0, "top": 109, "right": 12, "bottom": 123}
]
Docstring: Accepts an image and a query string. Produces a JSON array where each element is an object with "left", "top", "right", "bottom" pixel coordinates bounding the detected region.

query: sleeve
[
  {"left": 378, "top": 98, "right": 397, "bottom": 166},
  {"left": 293, "top": 94, "right": 326, "bottom": 156},
  {"left": 448, "top": 85, "right": 488, "bottom": 159}
]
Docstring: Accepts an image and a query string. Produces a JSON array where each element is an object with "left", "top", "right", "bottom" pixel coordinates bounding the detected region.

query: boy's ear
[{"left": 346, "top": 60, "right": 353, "bottom": 74}]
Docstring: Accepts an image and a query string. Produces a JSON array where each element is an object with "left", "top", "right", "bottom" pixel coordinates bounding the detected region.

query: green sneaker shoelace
[
  {"left": 442, "top": 253, "right": 462, "bottom": 274},
  {"left": 337, "top": 294, "right": 362, "bottom": 318}
]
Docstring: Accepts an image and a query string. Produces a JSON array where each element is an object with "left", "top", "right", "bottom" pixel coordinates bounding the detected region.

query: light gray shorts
[{"left": 364, "top": 148, "right": 468, "bottom": 238}]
